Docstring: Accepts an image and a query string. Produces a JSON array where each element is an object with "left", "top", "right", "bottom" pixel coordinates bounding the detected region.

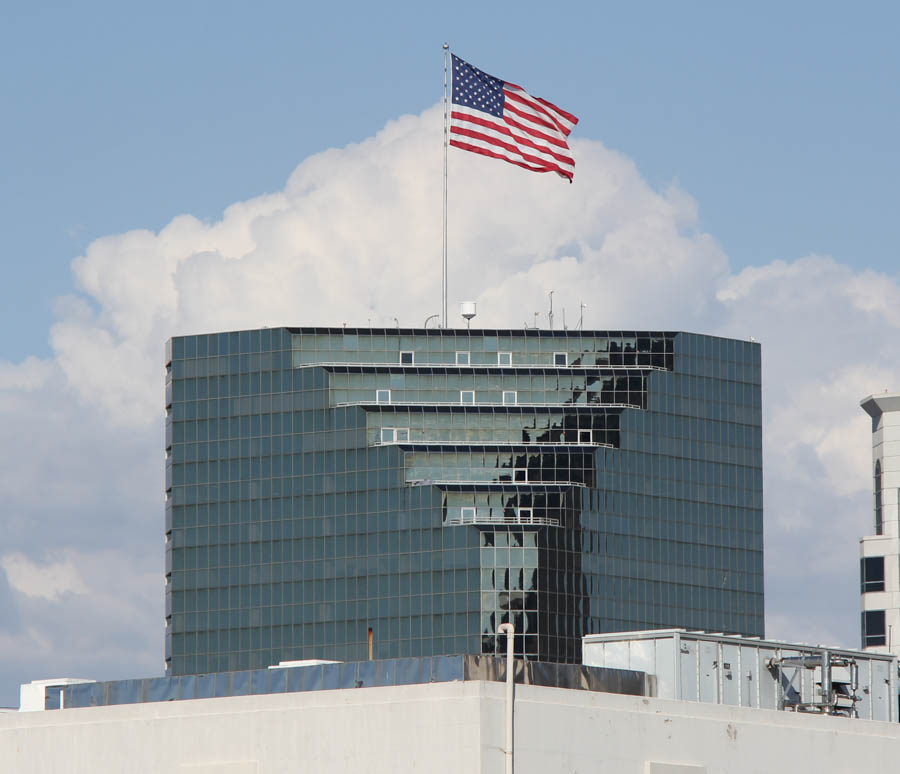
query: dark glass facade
[{"left": 165, "top": 328, "right": 763, "bottom": 675}]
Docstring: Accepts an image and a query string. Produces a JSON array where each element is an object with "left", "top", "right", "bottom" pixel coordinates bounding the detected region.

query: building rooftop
[{"left": 34, "top": 655, "right": 648, "bottom": 711}]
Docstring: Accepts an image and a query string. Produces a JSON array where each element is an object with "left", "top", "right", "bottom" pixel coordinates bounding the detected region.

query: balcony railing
[{"left": 445, "top": 511, "right": 560, "bottom": 527}]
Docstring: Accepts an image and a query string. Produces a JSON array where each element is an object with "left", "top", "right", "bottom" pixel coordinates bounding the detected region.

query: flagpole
[{"left": 442, "top": 43, "right": 450, "bottom": 328}]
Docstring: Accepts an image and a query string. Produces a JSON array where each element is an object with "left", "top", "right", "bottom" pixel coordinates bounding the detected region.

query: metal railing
[{"left": 445, "top": 511, "right": 560, "bottom": 527}]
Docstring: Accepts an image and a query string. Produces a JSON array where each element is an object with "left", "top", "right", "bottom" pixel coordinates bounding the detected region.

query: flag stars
[{"left": 451, "top": 55, "right": 505, "bottom": 118}]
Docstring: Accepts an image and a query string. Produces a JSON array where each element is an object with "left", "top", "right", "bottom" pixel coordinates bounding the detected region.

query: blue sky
[
  {"left": 1, "top": 1, "right": 899, "bottom": 707},
  {"left": 2, "top": 2, "right": 898, "bottom": 360}
]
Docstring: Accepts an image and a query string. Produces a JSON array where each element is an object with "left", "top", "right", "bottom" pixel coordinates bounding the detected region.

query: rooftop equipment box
[{"left": 583, "top": 629, "right": 897, "bottom": 723}]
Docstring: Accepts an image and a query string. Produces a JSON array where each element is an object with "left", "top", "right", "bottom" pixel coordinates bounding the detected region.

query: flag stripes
[{"left": 449, "top": 55, "right": 579, "bottom": 181}]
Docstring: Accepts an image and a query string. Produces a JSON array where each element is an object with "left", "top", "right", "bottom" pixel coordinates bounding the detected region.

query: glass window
[
  {"left": 460, "top": 507, "right": 476, "bottom": 523},
  {"left": 498, "top": 352, "right": 512, "bottom": 366},
  {"left": 376, "top": 389, "right": 391, "bottom": 404},
  {"left": 456, "top": 351, "right": 470, "bottom": 366},
  {"left": 578, "top": 429, "right": 592, "bottom": 444},
  {"left": 396, "top": 428, "right": 410, "bottom": 442},
  {"left": 513, "top": 468, "right": 528, "bottom": 482},
  {"left": 553, "top": 352, "right": 567, "bottom": 366},
  {"left": 381, "top": 428, "right": 396, "bottom": 443},
  {"left": 461, "top": 391, "right": 475, "bottom": 405},
  {"left": 517, "top": 507, "right": 533, "bottom": 523},
  {"left": 502, "top": 391, "right": 517, "bottom": 406},
  {"left": 861, "top": 556, "right": 885, "bottom": 593},
  {"left": 400, "top": 351, "right": 414, "bottom": 365},
  {"left": 863, "top": 610, "right": 886, "bottom": 647}
]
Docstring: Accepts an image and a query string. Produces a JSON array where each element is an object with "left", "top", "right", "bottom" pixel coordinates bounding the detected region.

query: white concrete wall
[
  {"left": 861, "top": 394, "right": 900, "bottom": 658},
  {"left": 2, "top": 681, "right": 900, "bottom": 774},
  {"left": 511, "top": 684, "right": 900, "bottom": 774}
]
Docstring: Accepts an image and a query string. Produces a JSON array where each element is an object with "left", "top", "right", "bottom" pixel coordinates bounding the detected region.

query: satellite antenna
[{"left": 460, "top": 301, "right": 477, "bottom": 329}]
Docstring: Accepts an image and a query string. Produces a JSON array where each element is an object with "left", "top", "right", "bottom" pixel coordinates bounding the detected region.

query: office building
[
  {"left": 860, "top": 392, "right": 900, "bottom": 657},
  {"left": 165, "top": 327, "right": 763, "bottom": 675}
]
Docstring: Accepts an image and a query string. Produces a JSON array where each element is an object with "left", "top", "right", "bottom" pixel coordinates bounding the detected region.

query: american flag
[{"left": 449, "top": 54, "right": 579, "bottom": 182}]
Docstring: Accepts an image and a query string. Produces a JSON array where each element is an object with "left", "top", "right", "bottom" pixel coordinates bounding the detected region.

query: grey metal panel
[
  {"left": 698, "top": 641, "right": 717, "bottom": 704},
  {"left": 178, "top": 675, "right": 197, "bottom": 701},
  {"left": 321, "top": 663, "right": 341, "bottom": 691},
  {"left": 433, "top": 655, "right": 464, "bottom": 683},
  {"left": 757, "top": 649, "right": 776, "bottom": 710},
  {"left": 395, "top": 658, "right": 426, "bottom": 686},
  {"left": 738, "top": 646, "right": 756, "bottom": 708},
  {"left": 372, "top": 659, "right": 397, "bottom": 687},
  {"left": 678, "top": 638, "right": 698, "bottom": 702},
  {"left": 628, "top": 639, "right": 656, "bottom": 675},
  {"left": 249, "top": 669, "right": 268, "bottom": 695},
  {"left": 338, "top": 661, "right": 359, "bottom": 689},
  {"left": 535, "top": 662, "right": 557, "bottom": 689},
  {"left": 286, "top": 667, "right": 304, "bottom": 693},
  {"left": 91, "top": 683, "right": 105, "bottom": 707},
  {"left": 231, "top": 671, "right": 250, "bottom": 696},
  {"left": 870, "top": 659, "right": 891, "bottom": 720},
  {"left": 65, "top": 682, "right": 101, "bottom": 707},
  {"left": 720, "top": 644, "right": 740, "bottom": 706},
  {"left": 268, "top": 669, "right": 286, "bottom": 694},
  {"left": 855, "top": 659, "right": 871, "bottom": 720},
  {"left": 304, "top": 666, "right": 324, "bottom": 692},
  {"left": 654, "top": 637, "right": 676, "bottom": 699},
  {"left": 214, "top": 672, "right": 232, "bottom": 698},
  {"left": 356, "top": 661, "right": 375, "bottom": 688},
  {"left": 464, "top": 655, "right": 501, "bottom": 682},
  {"left": 195, "top": 674, "right": 215, "bottom": 699},
  {"left": 107, "top": 679, "right": 143, "bottom": 705}
]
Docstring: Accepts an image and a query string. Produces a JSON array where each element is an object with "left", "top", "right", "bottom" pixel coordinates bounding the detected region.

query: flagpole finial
[{"left": 443, "top": 42, "right": 449, "bottom": 49}]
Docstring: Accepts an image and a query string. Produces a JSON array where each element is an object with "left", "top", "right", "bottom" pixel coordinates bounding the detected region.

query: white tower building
[{"left": 860, "top": 393, "right": 900, "bottom": 657}]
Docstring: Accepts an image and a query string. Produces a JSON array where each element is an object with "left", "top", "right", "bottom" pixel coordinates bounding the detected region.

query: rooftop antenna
[
  {"left": 563, "top": 308, "right": 567, "bottom": 331},
  {"left": 393, "top": 317, "right": 400, "bottom": 328},
  {"left": 548, "top": 290, "right": 554, "bottom": 331},
  {"left": 460, "top": 301, "right": 477, "bottom": 329},
  {"left": 424, "top": 314, "right": 439, "bottom": 329},
  {"left": 533, "top": 311, "right": 539, "bottom": 329},
  {"left": 579, "top": 303, "right": 586, "bottom": 330}
]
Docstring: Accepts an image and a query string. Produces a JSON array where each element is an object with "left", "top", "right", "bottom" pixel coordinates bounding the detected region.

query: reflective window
[
  {"left": 376, "top": 389, "right": 390, "bottom": 404},
  {"left": 456, "top": 351, "right": 470, "bottom": 366},
  {"left": 863, "top": 610, "right": 886, "bottom": 647},
  {"left": 502, "top": 391, "right": 517, "bottom": 406},
  {"left": 861, "top": 556, "right": 885, "bottom": 593},
  {"left": 553, "top": 352, "right": 567, "bottom": 366},
  {"left": 400, "top": 351, "right": 414, "bottom": 365},
  {"left": 498, "top": 352, "right": 512, "bottom": 366},
  {"left": 460, "top": 390, "right": 475, "bottom": 405}
]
